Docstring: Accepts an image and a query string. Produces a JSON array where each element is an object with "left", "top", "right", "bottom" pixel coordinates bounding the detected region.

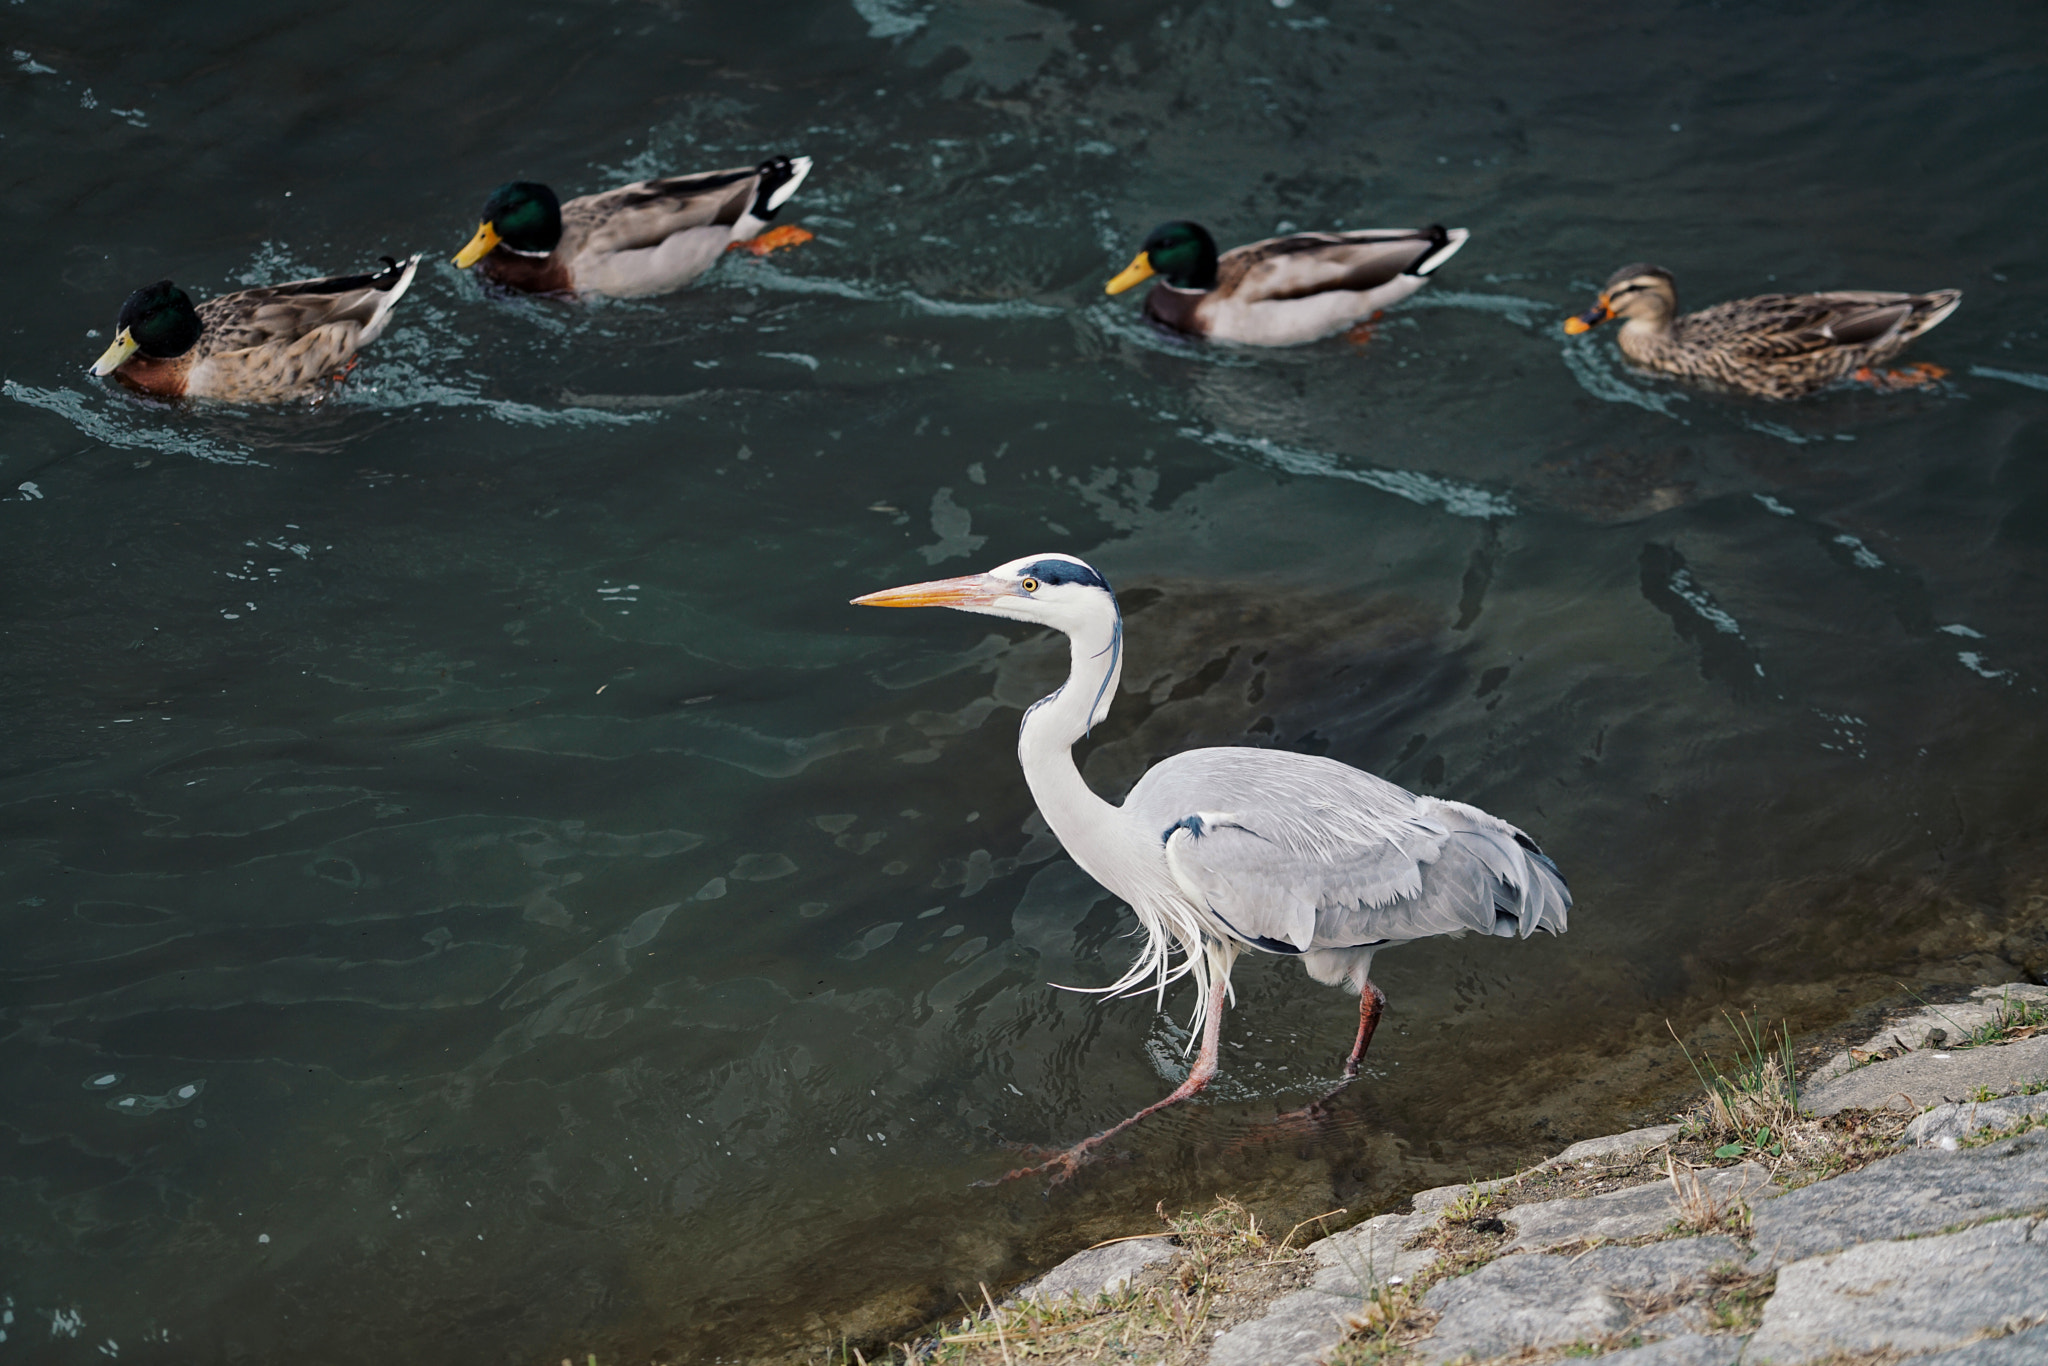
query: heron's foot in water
[
  {"left": 1245, "top": 1075, "right": 1362, "bottom": 1146},
  {"left": 978, "top": 1131, "right": 1127, "bottom": 1189},
  {"left": 977, "top": 1067, "right": 1219, "bottom": 1190}
]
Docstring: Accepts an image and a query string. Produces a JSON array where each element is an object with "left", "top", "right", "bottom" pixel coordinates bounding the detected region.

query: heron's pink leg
[
  {"left": 1231, "top": 982, "right": 1388, "bottom": 1150},
  {"left": 994, "top": 969, "right": 1230, "bottom": 1187},
  {"left": 1342, "top": 981, "right": 1387, "bottom": 1079}
]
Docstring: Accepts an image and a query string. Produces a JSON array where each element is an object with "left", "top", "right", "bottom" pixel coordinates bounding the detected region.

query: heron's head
[
  {"left": 851, "top": 552, "right": 1117, "bottom": 633},
  {"left": 1564, "top": 263, "right": 1676, "bottom": 334}
]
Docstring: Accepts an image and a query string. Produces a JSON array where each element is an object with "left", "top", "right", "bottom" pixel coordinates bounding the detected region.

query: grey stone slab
[
  {"left": 1416, "top": 1237, "right": 1743, "bottom": 1365},
  {"left": 1207, "top": 1287, "right": 1357, "bottom": 1366},
  {"left": 1910, "top": 1323, "right": 2048, "bottom": 1365},
  {"left": 1503, "top": 1163, "right": 1777, "bottom": 1253},
  {"left": 1017, "top": 1237, "right": 1177, "bottom": 1304},
  {"left": 1541, "top": 1124, "right": 1684, "bottom": 1169},
  {"left": 1905, "top": 1091, "right": 2048, "bottom": 1146},
  {"left": 1410, "top": 1175, "right": 1518, "bottom": 1215},
  {"left": 1810, "top": 984, "right": 2048, "bottom": 1086},
  {"left": 1309, "top": 1209, "right": 1440, "bottom": 1297},
  {"left": 1597, "top": 1334, "right": 1747, "bottom": 1366},
  {"left": 1629, "top": 1305, "right": 1714, "bottom": 1340},
  {"left": 1210, "top": 1210, "right": 1439, "bottom": 1366},
  {"left": 1748, "top": 1131, "right": 2048, "bottom": 1269},
  {"left": 1746, "top": 1217, "right": 2048, "bottom": 1363},
  {"left": 1803, "top": 1035, "right": 2048, "bottom": 1116}
]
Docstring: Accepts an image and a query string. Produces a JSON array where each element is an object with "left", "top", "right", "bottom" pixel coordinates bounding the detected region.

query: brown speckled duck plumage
[
  {"left": 1566, "top": 264, "right": 1961, "bottom": 400},
  {"left": 92, "top": 256, "right": 420, "bottom": 403},
  {"left": 453, "top": 156, "right": 813, "bottom": 300},
  {"left": 1106, "top": 220, "right": 1470, "bottom": 347}
]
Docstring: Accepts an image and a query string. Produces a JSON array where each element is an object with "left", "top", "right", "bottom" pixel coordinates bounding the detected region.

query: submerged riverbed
[{"left": 3, "top": 1, "right": 2047, "bottom": 1361}]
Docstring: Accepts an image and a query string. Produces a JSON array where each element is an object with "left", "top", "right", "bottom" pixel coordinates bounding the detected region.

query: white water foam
[{"left": 1186, "top": 426, "right": 1516, "bottom": 519}]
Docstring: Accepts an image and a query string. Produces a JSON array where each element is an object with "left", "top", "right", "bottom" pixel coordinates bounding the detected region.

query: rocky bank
[{"left": 979, "top": 983, "right": 2048, "bottom": 1366}]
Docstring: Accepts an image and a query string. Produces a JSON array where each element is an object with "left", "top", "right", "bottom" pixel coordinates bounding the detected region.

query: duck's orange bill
[
  {"left": 851, "top": 573, "right": 1006, "bottom": 609},
  {"left": 1105, "top": 252, "right": 1156, "bottom": 295},
  {"left": 453, "top": 222, "right": 501, "bottom": 269},
  {"left": 1563, "top": 297, "right": 1611, "bottom": 334}
]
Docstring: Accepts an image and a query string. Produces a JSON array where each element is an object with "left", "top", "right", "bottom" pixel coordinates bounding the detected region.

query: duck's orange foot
[
  {"left": 731, "top": 224, "right": 815, "bottom": 257},
  {"left": 329, "top": 356, "right": 360, "bottom": 385},
  {"left": 1345, "top": 311, "right": 1388, "bottom": 348},
  {"left": 1854, "top": 361, "right": 1948, "bottom": 391}
]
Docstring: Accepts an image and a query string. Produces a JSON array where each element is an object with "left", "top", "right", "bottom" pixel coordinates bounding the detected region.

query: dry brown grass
[{"left": 885, "top": 1198, "right": 1315, "bottom": 1366}]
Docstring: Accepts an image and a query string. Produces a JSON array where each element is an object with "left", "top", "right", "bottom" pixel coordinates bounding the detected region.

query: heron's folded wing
[
  {"left": 1128, "top": 750, "right": 1570, "bottom": 956},
  {"left": 1162, "top": 809, "right": 1476, "bottom": 953}
]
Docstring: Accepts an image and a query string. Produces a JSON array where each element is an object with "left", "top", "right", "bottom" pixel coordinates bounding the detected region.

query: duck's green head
[
  {"left": 1105, "top": 221, "right": 1220, "bottom": 294},
  {"left": 453, "top": 181, "right": 563, "bottom": 268},
  {"left": 90, "top": 280, "right": 201, "bottom": 375}
]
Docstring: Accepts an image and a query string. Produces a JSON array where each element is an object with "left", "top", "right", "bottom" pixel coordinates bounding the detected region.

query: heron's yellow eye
[{"left": 1022, "top": 578, "right": 1039, "bottom": 592}]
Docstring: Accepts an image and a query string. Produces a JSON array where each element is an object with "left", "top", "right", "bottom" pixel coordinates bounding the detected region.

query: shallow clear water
[{"left": 4, "top": 0, "right": 2047, "bottom": 1360}]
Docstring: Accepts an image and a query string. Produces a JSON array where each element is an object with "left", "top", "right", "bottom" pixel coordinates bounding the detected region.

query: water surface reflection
[{"left": 2, "top": 0, "right": 2046, "bottom": 1362}]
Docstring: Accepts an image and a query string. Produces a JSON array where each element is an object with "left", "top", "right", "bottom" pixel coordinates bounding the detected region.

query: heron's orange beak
[
  {"left": 453, "top": 221, "right": 501, "bottom": 269},
  {"left": 851, "top": 573, "right": 1009, "bottom": 609},
  {"left": 1563, "top": 297, "right": 1611, "bottom": 335},
  {"left": 1104, "top": 251, "right": 1155, "bottom": 295}
]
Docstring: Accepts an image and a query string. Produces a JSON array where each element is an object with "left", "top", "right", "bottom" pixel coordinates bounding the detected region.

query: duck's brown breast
[
  {"left": 113, "top": 353, "right": 190, "bottom": 398},
  {"left": 1143, "top": 285, "right": 1206, "bottom": 336},
  {"left": 482, "top": 249, "right": 573, "bottom": 295}
]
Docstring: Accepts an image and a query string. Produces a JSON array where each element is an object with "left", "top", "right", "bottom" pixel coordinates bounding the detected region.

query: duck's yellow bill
[
  {"left": 1563, "top": 298, "right": 1611, "bottom": 335},
  {"left": 453, "top": 222, "right": 501, "bottom": 269},
  {"left": 851, "top": 573, "right": 1006, "bottom": 610},
  {"left": 1104, "top": 252, "right": 1156, "bottom": 295},
  {"left": 89, "top": 328, "right": 139, "bottom": 376}
]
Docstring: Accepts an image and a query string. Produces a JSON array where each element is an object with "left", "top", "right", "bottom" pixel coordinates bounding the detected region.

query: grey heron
[{"left": 853, "top": 552, "right": 1571, "bottom": 1179}]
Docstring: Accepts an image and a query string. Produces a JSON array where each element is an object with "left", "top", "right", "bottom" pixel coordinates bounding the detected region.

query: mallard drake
[
  {"left": 1564, "top": 264, "right": 1962, "bottom": 399},
  {"left": 452, "top": 155, "right": 813, "bottom": 299},
  {"left": 1103, "top": 220, "right": 1468, "bottom": 346},
  {"left": 88, "top": 255, "right": 421, "bottom": 402}
]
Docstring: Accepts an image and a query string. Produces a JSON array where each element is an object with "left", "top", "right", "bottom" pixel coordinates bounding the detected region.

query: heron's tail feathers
[{"left": 1430, "top": 800, "right": 1572, "bottom": 939}]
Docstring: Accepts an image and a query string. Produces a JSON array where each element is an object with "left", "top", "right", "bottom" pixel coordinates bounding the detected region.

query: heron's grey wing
[{"left": 1124, "top": 748, "right": 1570, "bottom": 955}]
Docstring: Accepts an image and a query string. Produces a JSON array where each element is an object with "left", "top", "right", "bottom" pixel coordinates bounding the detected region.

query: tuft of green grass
[
  {"left": 1971, "top": 990, "right": 2048, "bottom": 1045},
  {"left": 1898, "top": 985, "right": 2048, "bottom": 1050},
  {"left": 1441, "top": 1182, "right": 1494, "bottom": 1222},
  {"left": 1959, "top": 1113, "right": 2048, "bottom": 1149},
  {"left": 1669, "top": 1012, "right": 1801, "bottom": 1142}
]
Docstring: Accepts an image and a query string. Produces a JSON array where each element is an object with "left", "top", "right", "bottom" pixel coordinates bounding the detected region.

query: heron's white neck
[
  {"left": 1015, "top": 606, "right": 1229, "bottom": 1040},
  {"left": 1017, "top": 612, "right": 1139, "bottom": 892}
]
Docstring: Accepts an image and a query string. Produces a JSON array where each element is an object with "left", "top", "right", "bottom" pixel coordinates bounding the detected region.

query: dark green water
[{"left": 4, "top": 1, "right": 2047, "bottom": 1361}]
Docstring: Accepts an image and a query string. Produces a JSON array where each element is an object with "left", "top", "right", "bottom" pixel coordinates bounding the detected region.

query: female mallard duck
[
  {"left": 88, "top": 255, "right": 421, "bottom": 402},
  {"left": 1104, "top": 220, "right": 1468, "bottom": 346},
  {"left": 1564, "top": 264, "right": 1962, "bottom": 399},
  {"left": 452, "top": 155, "right": 813, "bottom": 298}
]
